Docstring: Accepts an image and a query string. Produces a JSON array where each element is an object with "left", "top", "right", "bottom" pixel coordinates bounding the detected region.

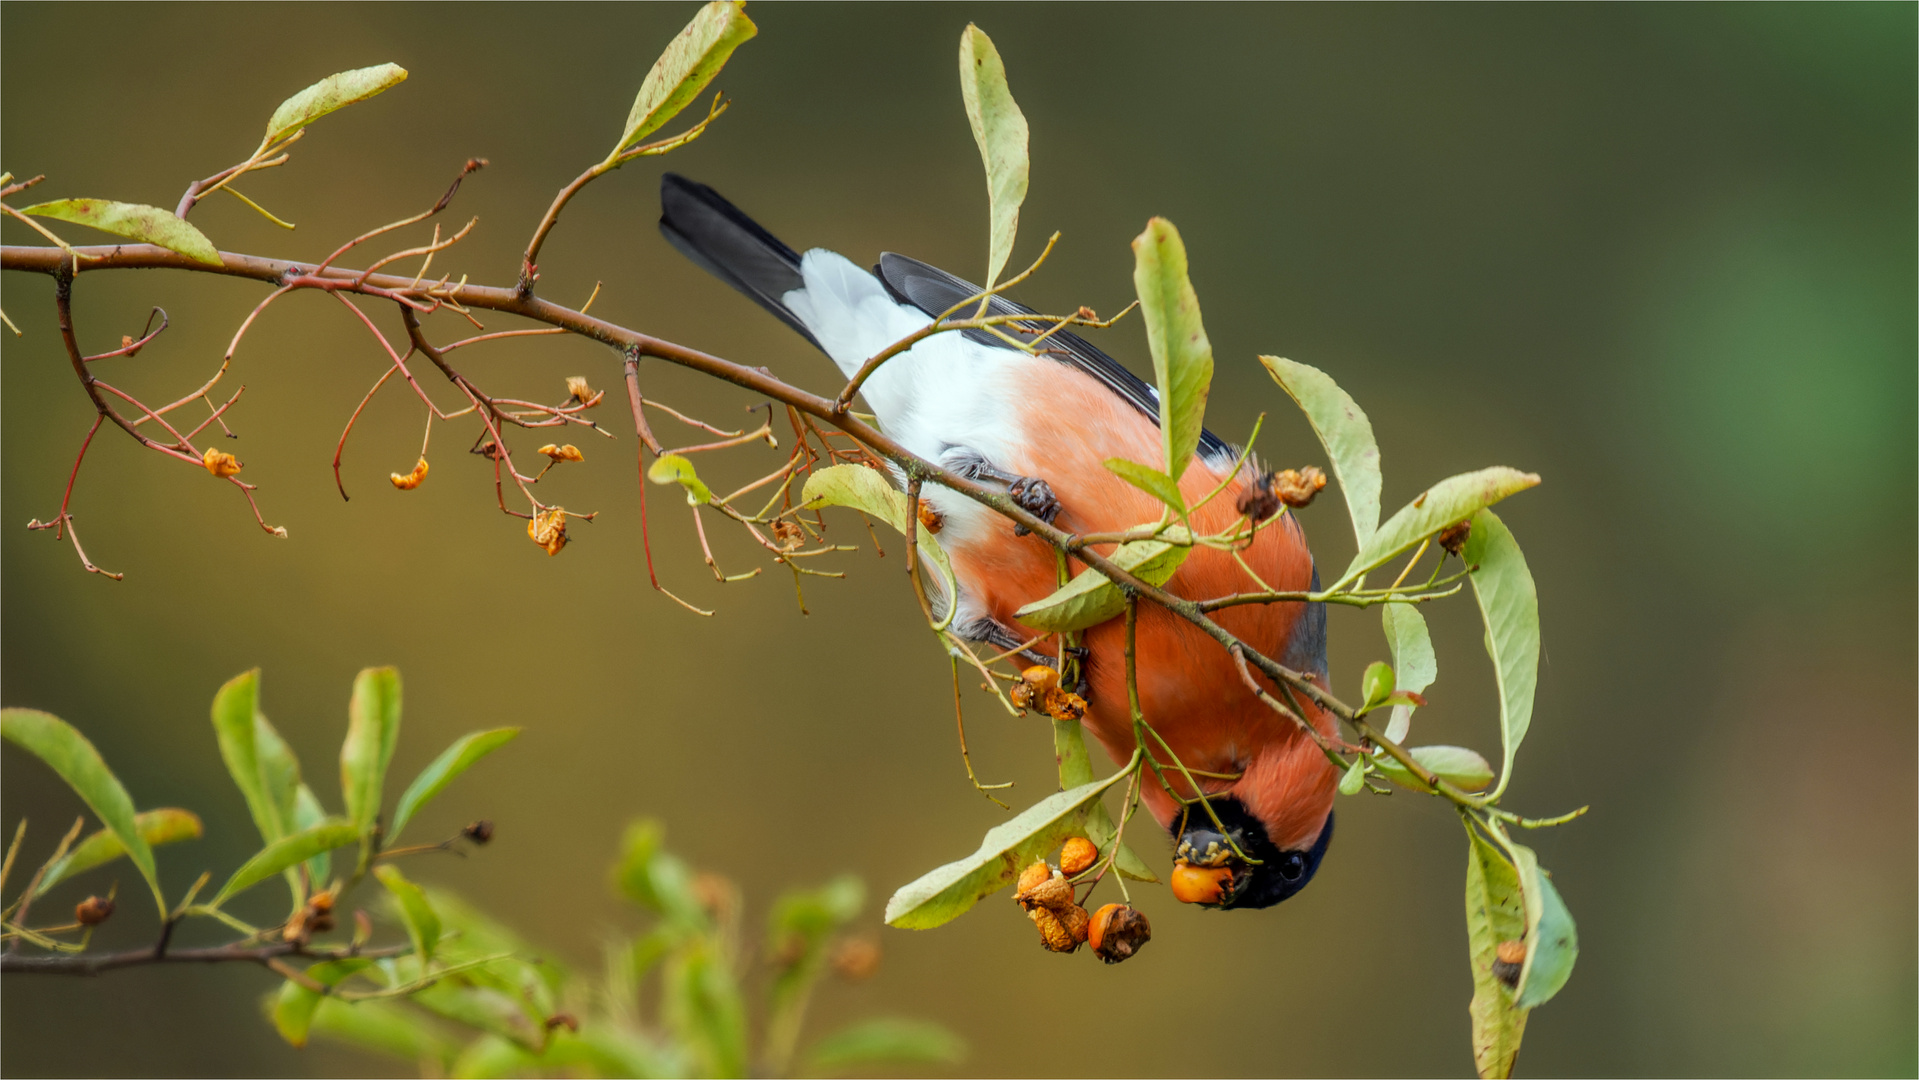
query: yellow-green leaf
[
  {"left": 884, "top": 755, "right": 1138, "bottom": 930},
  {"left": 958, "top": 24, "right": 1029, "bottom": 289},
  {"left": 1053, "top": 711, "right": 1155, "bottom": 882},
  {"left": 1503, "top": 836, "right": 1578, "bottom": 1009},
  {"left": 1464, "top": 822, "right": 1529, "bottom": 1079},
  {"left": 389, "top": 728, "right": 519, "bottom": 844},
  {"left": 265, "top": 63, "right": 407, "bottom": 146},
  {"left": 1331, "top": 467, "right": 1540, "bottom": 592},
  {"left": 1260, "top": 356, "right": 1382, "bottom": 546},
  {"left": 1132, "top": 218, "right": 1213, "bottom": 480},
  {"left": 36, "top": 808, "right": 202, "bottom": 897},
  {"left": 1380, "top": 603, "right": 1436, "bottom": 742},
  {"left": 21, "top": 199, "right": 220, "bottom": 266},
  {"left": 1102, "top": 457, "right": 1185, "bottom": 514},
  {"left": 612, "top": 1, "right": 756, "bottom": 158},
  {"left": 1375, "top": 746, "right": 1495, "bottom": 794},
  {"left": 375, "top": 864, "right": 441, "bottom": 963},
  {"left": 1464, "top": 509, "right": 1540, "bottom": 801},
  {"left": 340, "top": 667, "right": 402, "bottom": 836},
  {"left": 648, "top": 452, "right": 714, "bottom": 505},
  {"left": 1011, "top": 531, "right": 1192, "bottom": 633},
  {"left": 1, "top": 708, "right": 165, "bottom": 916},
  {"left": 801, "top": 1019, "right": 966, "bottom": 1074},
  {"left": 800, "top": 464, "right": 957, "bottom": 607},
  {"left": 272, "top": 958, "right": 370, "bottom": 1048},
  {"left": 212, "top": 819, "right": 358, "bottom": 907}
]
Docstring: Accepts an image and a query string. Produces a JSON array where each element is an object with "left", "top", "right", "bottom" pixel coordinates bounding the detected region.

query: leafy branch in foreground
[
  {"left": 0, "top": 672, "right": 959, "bottom": 1079},
  {"left": 1, "top": 6, "right": 1580, "bottom": 1075}
]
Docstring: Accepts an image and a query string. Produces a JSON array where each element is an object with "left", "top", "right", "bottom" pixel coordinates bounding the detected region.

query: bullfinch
[{"left": 660, "top": 174, "right": 1337, "bottom": 909}]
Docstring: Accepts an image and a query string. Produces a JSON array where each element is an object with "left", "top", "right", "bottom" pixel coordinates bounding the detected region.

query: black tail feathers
[{"left": 658, "top": 174, "right": 820, "bottom": 350}]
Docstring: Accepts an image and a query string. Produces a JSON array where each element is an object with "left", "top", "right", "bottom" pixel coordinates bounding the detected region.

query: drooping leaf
[
  {"left": 1331, "top": 467, "right": 1540, "bottom": 591},
  {"left": 1463, "top": 509, "right": 1540, "bottom": 800},
  {"left": 340, "top": 667, "right": 402, "bottom": 836},
  {"left": 800, "top": 464, "right": 956, "bottom": 603},
  {"left": 1259, "top": 356, "right": 1382, "bottom": 546},
  {"left": 1103, "top": 457, "right": 1186, "bottom": 514},
  {"left": 1337, "top": 758, "right": 1366, "bottom": 795},
  {"left": 958, "top": 24, "right": 1029, "bottom": 289},
  {"left": 36, "top": 808, "right": 202, "bottom": 897},
  {"left": 611, "top": 819, "right": 707, "bottom": 928},
  {"left": 612, "top": 1, "right": 756, "bottom": 158},
  {"left": 1375, "top": 746, "right": 1495, "bottom": 794},
  {"left": 1132, "top": 218, "right": 1213, "bottom": 480},
  {"left": 1012, "top": 531, "right": 1192, "bottom": 633},
  {"left": 1380, "top": 603, "right": 1437, "bottom": 743},
  {"left": 885, "top": 759, "right": 1136, "bottom": 929},
  {"left": 375, "top": 864, "right": 442, "bottom": 963},
  {"left": 1504, "top": 838, "right": 1578, "bottom": 1009},
  {"left": 265, "top": 63, "right": 408, "bottom": 146},
  {"left": 272, "top": 958, "right": 370, "bottom": 1047},
  {"left": 648, "top": 452, "right": 715, "bottom": 505},
  {"left": 1464, "top": 822, "right": 1529, "bottom": 1079},
  {"left": 664, "top": 938, "right": 749, "bottom": 1079},
  {"left": 1, "top": 708, "right": 164, "bottom": 916},
  {"left": 20, "top": 199, "right": 221, "bottom": 266},
  {"left": 389, "top": 728, "right": 520, "bottom": 843},
  {"left": 802, "top": 1018, "right": 967, "bottom": 1075},
  {"left": 211, "top": 819, "right": 358, "bottom": 907},
  {"left": 252, "top": 709, "right": 308, "bottom": 900}
]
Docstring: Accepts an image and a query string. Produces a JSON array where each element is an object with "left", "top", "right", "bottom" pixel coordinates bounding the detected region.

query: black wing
[{"left": 876, "top": 253, "right": 1233, "bottom": 460}]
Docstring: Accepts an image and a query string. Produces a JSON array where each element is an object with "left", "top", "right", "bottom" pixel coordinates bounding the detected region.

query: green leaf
[
  {"left": 1132, "top": 217, "right": 1213, "bottom": 480},
  {"left": 1259, "top": 356, "right": 1382, "bottom": 546},
  {"left": 36, "top": 808, "right": 202, "bottom": 897},
  {"left": 648, "top": 452, "right": 715, "bottom": 505},
  {"left": 413, "top": 981, "right": 547, "bottom": 1052},
  {"left": 291, "top": 783, "right": 332, "bottom": 890},
  {"left": 1102, "top": 458, "right": 1186, "bottom": 514},
  {"left": 1, "top": 708, "right": 164, "bottom": 916},
  {"left": 1464, "top": 822, "right": 1529, "bottom": 1079},
  {"left": 211, "top": 671, "right": 285, "bottom": 845},
  {"left": 1505, "top": 839, "right": 1578, "bottom": 1009},
  {"left": 612, "top": 1, "right": 756, "bottom": 158},
  {"left": 1080, "top": 807, "right": 1157, "bottom": 883},
  {"left": 1375, "top": 746, "right": 1495, "bottom": 794},
  {"left": 389, "top": 728, "right": 520, "bottom": 843},
  {"left": 1380, "top": 603, "right": 1436, "bottom": 743},
  {"left": 20, "top": 199, "right": 221, "bottom": 266},
  {"left": 1463, "top": 509, "right": 1540, "bottom": 800},
  {"left": 664, "top": 939, "right": 749, "bottom": 1079},
  {"left": 884, "top": 756, "right": 1137, "bottom": 929},
  {"left": 340, "top": 667, "right": 402, "bottom": 836},
  {"left": 271, "top": 958, "right": 370, "bottom": 1047},
  {"left": 1337, "top": 757, "right": 1366, "bottom": 795},
  {"left": 304, "top": 996, "right": 453, "bottom": 1067},
  {"left": 957, "top": 24, "right": 1029, "bottom": 289},
  {"left": 802, "top": 1018, "right": 966, "bottom": 1075},
  {"left": 1012, "top": 531, "right": 1192, "bottom": 633},
  {"left": 1361, "top": 661, "right": 1395, "bottom": 709},
  {"left": 1056, "top": 720, "right": 1155, "bottom": 883},
  {"left": 211, "top": 819, "right": 357, "bottom": 907},
  {"left": 800, "top": 464, "right": 957, "bottom": 605},
  {"left": 770, "top": 875, "right": 864, "bottom": 942},
  {"left": 1331, "top": 467, "right": 1540, "bottom": 591},
  {"left": 252, "top": 713, "right": 303, "bottom": 843},
  {"left": 611, "top": 819, "right": 707, "bottom": 928},
  {"left": 375, "top": 864, "right": 442, "bottom": 963},
  {"left": 265, "top": 63, "right": 408, "bottom": 146}
]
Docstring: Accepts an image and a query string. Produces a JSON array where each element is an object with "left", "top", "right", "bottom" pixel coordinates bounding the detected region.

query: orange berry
[
  {"left": 1169, "top": 861, "right": 1234, "bottom": 905},
  {"left": 1059, "top": 836, "right": 1098, "bottom": 877}
]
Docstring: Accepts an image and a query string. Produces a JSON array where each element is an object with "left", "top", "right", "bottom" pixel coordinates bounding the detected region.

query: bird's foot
[{"left": 1007, "top": 475, "right": 1060, "bottom": 536}]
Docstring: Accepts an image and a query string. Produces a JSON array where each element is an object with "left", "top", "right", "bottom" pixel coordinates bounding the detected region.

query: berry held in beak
[{"left": 1170, "top": 860, "right": 1235, "bottom": 905}]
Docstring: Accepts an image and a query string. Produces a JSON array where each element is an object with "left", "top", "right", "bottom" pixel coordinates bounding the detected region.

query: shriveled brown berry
[
  {"left": 1438, "top": 520, "right": 1472, "bottom": 556},
  {"left": 1088, "top": 903, "right": 1152, "bottom": 964},
  {"left": 390, "top": 457, "right": 429, "bottom": 490},
  {"left": 1009, "top": 681, "right": 1036, "bottom": 710},
  {"left": 1020, "top": 666, "right": 1060, "bottom": 696},
  {"left": 1016, "top": 870, "right": 1075, "bottom": 914},
  {"left": 1274, "top": 466, "right": 1328, "bottom": 508},
  {"left": 527, "top": 507, "right": 568, "bottom": 556},
  {"left": 202, "top": 448, "right": 243, "bottom": 478},
  {"left": 463, "top": 820, "right": 494, "bottom": 844},
  {"left": 1236, "top": 472, "right": 1281, "bottom": 523},
  {"left": 916, "top": 498, "right": 944, "bottom": 535},
  {"left": 771, "top": 519, "right": 804, "bottom": 552},
  {"left": 830, "top": 935, "right": 882, "bottom": 981},
  {"left": 1059, "top": 837, "right": 1098, "bottom": 877},
  {"left": 1492, "top": 938, "right": 1526, "bottom": 987},
  {"left": 74, "top": 894, "right": 114, "bottom": 926},
  {"left": 545, "top": 1013, "right": 580, "bottom": 1033},
  {"left": 1028, "top": 901, "right": 1089, "bottom": 953},
  {"left": 538, "top": 443, "right": 585, "bottom": 463}
]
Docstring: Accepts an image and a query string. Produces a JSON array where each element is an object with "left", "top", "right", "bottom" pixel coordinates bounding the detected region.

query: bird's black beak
[
  {"left": 1171, "top": 823, "right": 1244, "bottom": 906},
  {"left": 1167, "top": 803, "right": 1335, "bottom": 911}
]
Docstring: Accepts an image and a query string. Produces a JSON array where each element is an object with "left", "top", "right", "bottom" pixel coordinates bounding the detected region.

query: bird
[{"left": 659, "top": 173, "right": 1338, "bottom": 910}]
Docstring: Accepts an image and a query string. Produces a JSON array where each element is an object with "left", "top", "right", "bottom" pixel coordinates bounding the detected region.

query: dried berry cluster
[
  {"left": 1009, "top": 665, "right": 1088, "bottom": 722},
  {"left": 1013, "top": 844, "right": 1152, "bottom": 964}
]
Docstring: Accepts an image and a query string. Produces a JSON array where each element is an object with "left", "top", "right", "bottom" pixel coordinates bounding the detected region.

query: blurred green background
[{"left": 3, "top": 3, "right": 1914, "bottom": 1076}]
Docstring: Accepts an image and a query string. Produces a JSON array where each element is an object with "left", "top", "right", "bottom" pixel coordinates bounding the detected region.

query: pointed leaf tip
[
  {"left": 21, "top": 199, "right": 221, "bottom": 265},
  {"left": 1132, "top": 218, "right": 1212, "bottom": 480},
  {"left": 958, "top": 23, "right": 1029, "bottom": 289}
]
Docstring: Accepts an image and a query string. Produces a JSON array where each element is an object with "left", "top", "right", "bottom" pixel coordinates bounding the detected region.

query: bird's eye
[{"left": 1276, "top": 852, "right": 1308, "bottom": 882}]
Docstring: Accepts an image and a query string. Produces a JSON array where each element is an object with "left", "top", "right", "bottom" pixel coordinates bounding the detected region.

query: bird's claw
[{"left": 1008, "top": 476, "right": 1060, "bottom": 536}]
